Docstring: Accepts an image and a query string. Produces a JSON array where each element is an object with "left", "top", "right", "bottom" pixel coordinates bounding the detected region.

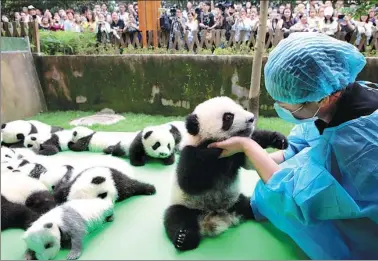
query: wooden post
[{"left": 138, "top": 0, "right": 161, "bottom": 48}]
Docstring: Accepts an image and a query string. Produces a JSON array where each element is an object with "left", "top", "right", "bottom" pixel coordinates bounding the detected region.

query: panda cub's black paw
[
  {"left": 174, "top": 229, "right": 200, "bottom": 251},
  {"left": 144, "top": 184, "right": 156, "bottom": 195},
  {"left": 272, "top": 132, "right": 288, "bottom": 150}
]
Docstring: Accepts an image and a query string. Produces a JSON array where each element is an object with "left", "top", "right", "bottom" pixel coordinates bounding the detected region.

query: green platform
[{"left": 1, "top": 152, "right": 308, "bottom": 260}]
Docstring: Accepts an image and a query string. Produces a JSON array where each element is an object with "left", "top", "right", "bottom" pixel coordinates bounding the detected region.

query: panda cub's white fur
[
  {"left": 1, "top": 146, "right": 16, "bottom": 163},
  {"left": 24, "top": 130, "right": 75, "bottom": 155},
  {"left": 1, "top": 173, "right": 56, "bottom": 214},
  {"left": 23, "top": 198, "right": 114, "bottom": 260},
  {"left": 69, "top": 126, "right": 135, "bottom": 153}
]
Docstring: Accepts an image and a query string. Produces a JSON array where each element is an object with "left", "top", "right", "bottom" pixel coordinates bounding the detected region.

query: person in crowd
[
  {"left": 118, "top": 3, "right": 129, "bottom": 22},
  {"left": 20, "top": 12, "right": 29, "bottom": 22},
  {"left": 321, "top": 6, "right": 338, "bottom": 36},
  {"left": 355, "top": 14, "right": 374, "bottom": 47},
  {"left": 63, "top": 11, "right": 75, "bottom": 31},
  {"left": 198, "top": 1, "right": 215, "bottom": 31},
  {"left": 307, "top": 8, "right": 319, "bottom": 31},
  {"left": 281, "top": 8, "right": 295, "bottom": 38},
  {"left": 50, "top": 17, "right": 64, "bottom": 31},
  {"left": 267, "top": 9, "right": 283, "bottom": 33},
  {"left": 110, "top": 11, "right": 126, "bottom": 40},
  {"left": 278, "top": 5, "right": 285, "bottom": 15},
  {"left": 183, "top": 1, "right": 193, "bottom": 21},
  {"left": 95, "top": 12, "right": 111, "bottom": 43},
  {"left": 39, "top": 16, "right": 51, "bottom": 30},
  {"left": 186, "top": 10, "right": 199, "bottom": 44},
  {"left": 82, "top": 11, "right": 97, "bottom": 33},
  {"left": 73, "top": 13, "right": 83, "bottom": 32},
  {"left": 290, "top": 13, "right": 310, "bottom": 32},
  {"left": 232, "top": 8, "right": 254, "bottom": 42},
  {"left": 101, "top": 4, "right": 109, "bottom": 17},
  {"left": 14, "top": 12, "right": 21, "bottom": 22},
  {"left": 337, "top": 13, "right": 355, "bottom": 42}
]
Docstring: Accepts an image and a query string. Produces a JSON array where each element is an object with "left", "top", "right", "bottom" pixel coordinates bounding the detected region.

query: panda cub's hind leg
[
  {"left": 228, "top": 194, "right": 255, "bottom": 220},
  {"left": 164, "top": 205, "right": 202, "bottom": 251}
]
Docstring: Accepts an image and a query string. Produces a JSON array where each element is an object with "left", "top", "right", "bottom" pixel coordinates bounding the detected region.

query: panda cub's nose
[
  {"left": 247, "top": 117, "right": 254, "bottom": 123},
  {"left": 159, "top": 152, "right": 168, "bottom": 157}
]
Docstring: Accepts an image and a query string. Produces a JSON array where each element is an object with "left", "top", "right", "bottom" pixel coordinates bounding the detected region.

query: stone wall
[
  {"left": 1, "top": 52, "right": 46, "bottom": 123},
  {"left": 33, "top": 55, "right": 378, "bottom": 117}
]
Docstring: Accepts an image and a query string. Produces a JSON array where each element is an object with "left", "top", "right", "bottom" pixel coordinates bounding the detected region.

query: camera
[{"left": 170, "top": 4, "right": 177, "bottom": 17}]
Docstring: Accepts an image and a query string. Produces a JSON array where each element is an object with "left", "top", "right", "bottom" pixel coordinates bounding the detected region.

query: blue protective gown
[
  {"left": 251, "top": 110, "right": 378, "bottom": 259},
  {"left": 280, "top": 121, "right": 322, "bottom": 170}
]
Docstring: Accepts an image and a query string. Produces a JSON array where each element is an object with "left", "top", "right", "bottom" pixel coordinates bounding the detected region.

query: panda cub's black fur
[
  {"left": 163, "top": 97, "right": 288, "bottom": 251},
  {"left": 1, "top": 195, "right": 40, "bottom": 231}
]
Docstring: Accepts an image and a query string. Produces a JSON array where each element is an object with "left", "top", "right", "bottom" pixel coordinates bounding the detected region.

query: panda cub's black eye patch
[
  {"left": 222, "top": 112, "right": 235, "bottom": 131},
  {"left": 5, "top": 155, "right": 11, "bottom": 158},
  {"left": 44, "top": 242, "right": 53, "bottom": 249},
  {"left": 73, "top": 131, "right": 77, "bottom": 136},
  {"left": 152, "top": 142, "right": 161, "bottom": 150},
  {"left": 167, "top": 144, "right": 171, "bottom": 150}
]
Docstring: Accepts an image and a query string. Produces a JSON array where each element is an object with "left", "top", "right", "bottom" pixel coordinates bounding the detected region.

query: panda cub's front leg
[
  {"left": 251, "top": 130, "right": 288, "bottom": 150},
  {"left": 162, "top": 153, "right": 175, "bottom": 165},
  {"left": 164, "top": 205, "right": 202, "bottom": 251}
]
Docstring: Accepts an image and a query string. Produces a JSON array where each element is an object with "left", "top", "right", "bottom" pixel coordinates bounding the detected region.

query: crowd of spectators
[{"left": 1, "top": 1, "right": 378, "bottom": 49}]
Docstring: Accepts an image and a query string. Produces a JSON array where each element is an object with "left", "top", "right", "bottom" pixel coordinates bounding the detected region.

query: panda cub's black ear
[
  {"left": 185, "top": 114, "right": 199, "bottom": 136},
  {"left": 143, "top": 131, "right": 153, "bottom": 139}
]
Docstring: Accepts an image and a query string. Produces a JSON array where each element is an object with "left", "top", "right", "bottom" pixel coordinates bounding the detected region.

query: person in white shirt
[
  {"left": 321, "top": 6, "right": 338, "bottom": 36},
  {"left": 232, "top": 8, "right": 254, "bottom": 42}
]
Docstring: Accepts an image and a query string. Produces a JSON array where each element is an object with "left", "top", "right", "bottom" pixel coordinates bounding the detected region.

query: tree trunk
[{"left": 248, "top": 0, "right": 269, "bottom": 123}]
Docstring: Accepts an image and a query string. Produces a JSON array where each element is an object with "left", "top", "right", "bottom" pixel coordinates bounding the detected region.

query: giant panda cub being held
[{"left": 164, "top": 96, "right": 288, "bottom": 251}]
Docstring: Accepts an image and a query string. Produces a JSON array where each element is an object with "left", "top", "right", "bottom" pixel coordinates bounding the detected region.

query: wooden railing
[
  {"left": 95, "top": 27, "right": 378, "bottom": 53},
  {"left": 1, "top": 21, "right": 377, "bottom": 54},
  {"left": 0, "top": 21, "right": 40, "bottom": 52}
]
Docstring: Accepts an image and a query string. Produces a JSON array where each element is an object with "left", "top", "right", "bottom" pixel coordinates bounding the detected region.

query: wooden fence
[
  {"left": 1, "top": 21, "right": 377, "bottom": 53},
  {"left": 0, "top": 21, "right": 40, "bottom": 53}
]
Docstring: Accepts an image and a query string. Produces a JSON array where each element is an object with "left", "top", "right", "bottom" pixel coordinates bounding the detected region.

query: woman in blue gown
[{"left": 209, "top": 32, "right": 378, "bottom": 259}]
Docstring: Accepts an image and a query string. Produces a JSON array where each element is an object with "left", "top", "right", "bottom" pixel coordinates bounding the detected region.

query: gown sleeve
[
  {"left": 252, "top": 145, "right": 363, "bottom": 225},
  {"left": 283, "top": 123, "right": 311, "bottom": 161}
]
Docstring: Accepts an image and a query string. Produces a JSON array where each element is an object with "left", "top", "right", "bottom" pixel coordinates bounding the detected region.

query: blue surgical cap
[{"left": 264, "top": 32, "right": 367, "bottom": 104}]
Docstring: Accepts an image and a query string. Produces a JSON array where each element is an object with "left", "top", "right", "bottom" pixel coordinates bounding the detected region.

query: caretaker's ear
[{"left": 185, "top": 114, "right": 199, "bottom": 136}]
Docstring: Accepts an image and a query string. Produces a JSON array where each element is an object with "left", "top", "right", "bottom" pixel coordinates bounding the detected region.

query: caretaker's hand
[
  {"left": 209, "top": 137, "right": 280, "bottom": 183},
  {"left": 208, "top": 137, "right": 250, "bottom": 158}
]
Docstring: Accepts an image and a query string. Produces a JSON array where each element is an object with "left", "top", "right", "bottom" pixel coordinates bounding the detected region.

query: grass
[{"left": 26, "top": 111, "right": 294, "bottom": 139}]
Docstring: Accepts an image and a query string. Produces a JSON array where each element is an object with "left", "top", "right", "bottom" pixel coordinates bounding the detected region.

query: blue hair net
[{"left": 264, "top": 32, "right": 367, "bottom": 104}]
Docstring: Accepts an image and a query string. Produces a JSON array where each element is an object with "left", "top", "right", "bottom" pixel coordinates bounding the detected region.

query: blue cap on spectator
[{"left": 264, "top": 32, "right": 366, "bottom": 104}]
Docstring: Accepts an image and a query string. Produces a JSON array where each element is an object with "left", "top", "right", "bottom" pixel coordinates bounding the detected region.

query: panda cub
[
  {"left": 164, "top": 97, "right": 288, "bottom": 251},
  {"left": 24, "top": 130, "right": 74, "bottom": 156},
  {"left": 2, "top": 159, "right": 47, "bottom": 179},
  {"left": 1, "top": 120, "right": 63, "bottom": 148},
  {"left": 53, "top": 166, "right": 156, "bottom": 204},
  {"left": 1, "top": 195, "right": 40, "bottom": 231},
  {"left": 67, "top": 126, "right": 136, "bottom": 154},
  {"left": 39, "top": 165, "right": 76, "bottom": 192},
  {"left": 126, "top": 125, "right": 179, "bottom": 167},
  {"left": 1, "top": 173, "right": 57, "bottom": 215},
  {"left": 23, "top": 198, "right": 115, "bottom": 260}
]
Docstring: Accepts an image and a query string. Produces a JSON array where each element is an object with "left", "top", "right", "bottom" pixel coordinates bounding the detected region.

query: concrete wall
[
  {"left": 33, "top": 55, "right": 378, "bottom": 117},
  {"left": 1, "top": 52, "right": 47, "bottom": 123}
]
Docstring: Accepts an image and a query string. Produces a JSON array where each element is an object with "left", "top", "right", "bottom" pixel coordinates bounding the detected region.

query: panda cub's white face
[
  {"left": 23, "top": 221, "right": 61, "bottom": 260},
  {"left": 24, "top": 133, "right": 50, "bottom": 152},
  {"left": 1, "top": 120, "right": 32, "bottom": 144},
  {"left": 186, "top": 96, "right": 255, "bottom": 143},
  {"left": 71, "top": 126, "right": 95, "bottom": 143},
  {"left": 142, "top": 126, "right": 175, "bottom": 159},
  {"left": 1, "top": 146, "right": 15, "bottom": 163}
]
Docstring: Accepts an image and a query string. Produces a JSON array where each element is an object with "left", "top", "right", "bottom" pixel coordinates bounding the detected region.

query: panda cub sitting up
[
  {"left": 127, "top": 125, "right": 180, "bottom": 167},
  {"left": 164, "top": 96, "right": 288, "bottom": 251}
]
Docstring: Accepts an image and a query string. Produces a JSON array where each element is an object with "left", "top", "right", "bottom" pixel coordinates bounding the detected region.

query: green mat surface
[{"left": 1, "top": 151, "right": 308, "bottom": 260}]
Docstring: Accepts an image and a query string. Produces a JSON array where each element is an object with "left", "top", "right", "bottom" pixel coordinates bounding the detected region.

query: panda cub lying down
[
  {"left": 164, "top": 96, "right": 288, "bottom": 251},
  {"left": 1, "top": 120, "right": 63, "bottom": 148}
]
